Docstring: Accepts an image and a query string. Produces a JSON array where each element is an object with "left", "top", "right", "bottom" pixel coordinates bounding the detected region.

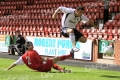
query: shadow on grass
[
  {"left": 49, "top": 71, "right": 89, "bottom": 74},
  {"left": 32, "top": 70, "right": 90, "bottom": 74},
  {"left": 100, "top": 75, "right": 120, "bottom": 78}
]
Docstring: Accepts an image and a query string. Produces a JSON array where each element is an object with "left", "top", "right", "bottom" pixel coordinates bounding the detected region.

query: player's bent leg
[
  {"left": 70, "top": 49, "right": 75, "bottom": 58},
  {"left": 60, "top": 67, "right": 71, "bottom": 73},
  {"left": 52, "top": 51, "right": 74, "bottom": 64},
  {"left": 67, "top": 29, "right": 79, "bottom": 52},
  {"left": 72, "top": 47, "right": 79, "bottom": 52},
  {"left": 53, "top": 64, "right": 71, "bottom": 73},
  {"left": 53, "top": 64, "right": 63, "bottom": 71},
  {"left": 38, "top": 51, "right": 74, "bottom": 72},
  {"left": 78, "top": 36, "right": 87, "bottom": 43},
  {"left": 51, "top": 56, "right": 61, "bottom": 65}
]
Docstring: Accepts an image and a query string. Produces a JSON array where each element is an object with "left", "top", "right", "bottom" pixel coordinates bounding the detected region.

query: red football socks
[
  {"left": 60, "top": 53, "right": 72, "bottom": 60},
  {"left": 53, "top": 64, "right": 63, "bottom": 71}
]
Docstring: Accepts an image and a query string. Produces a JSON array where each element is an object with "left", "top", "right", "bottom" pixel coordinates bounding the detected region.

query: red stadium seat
[
  {"left": 100, "top": 9, "right": 104, "bottom": 19},
  {"left": 22, "top": 31, "right": 26, "bottom": 36},
  {"left": 36, "top": 26, "right": 40, "bottom": 36},
  {"left": 79, "top": 22, "right": 83, "bottom": 28},
  {"left": 12, "top": 26, "right": 16, "bottom": 32},
  {"left": 55, "top": 27, "right": 61, "bottom": 37},
  {"left": 112, "top": 20, "right": 118, "bottom": 29},
  {"left": 53, "top": 20, "right": 57, "bottom": 26},
  {"left": 104, "top": 21, "right": 111, "bottom": 29},
  {"left": 44, "top": 26, "right": 49, "bottom": 37},
  {"left": 35, "top": 19, "right": 39, "bottom": 25},
  {"left": 31, "top": 25, "right": 37, "bottom": 36},
  {"left": 112, "top": 29, "right": 118, "bottom": 40},
  {"left": 51, "top": 26, "right": 56, "bottom": 37},
  {"left": 114, "top": 2, "right": 118, "bottom": 12},
  {"left": 0, "top": 30, "right": 2, "bottom": 35},
  {"left": 57, "top": 19, "right": 61, "bottom": 26},
  {"left": 81, "top": 29, "right": 88, "bottom": 38},
  {"left": 1, "top": 26, "right": 6, "bottom": 31},
  {"left": 98, "top": 30, "right": 103, "bottom": 40},
  {"left": 50, "top": 19, "right": 53, "bottom": 25},
  {"left": 39, "top": 26, "right": 44, "bottom": 37},
  {"left": 5, "top": 26, "right": 9, "bottom": 31},
  {"left": 76, "top": 25, "right": 80, "bottom": 31},
  {"left": 37, "top": 20, "right": 42, "bottom": 25},
  {"left": 59, "top": 13, "right": 63, "bottom": 19},
  {"left": 87, "top": 33, "right": 92, "bottom": 39},
  {"left": 46, "top": 20, "right": 50, "bottom": 26},
  {"left": 95, "top": 7, "right": 100, "bottom": 19},
  {"left": 119, "top": 2, "right": 120, "bottom": 12},
  {"left": 114, "top": 14, "right": 119, "bottom": 20},
  {"left": 9, "top": 26, "right": 13, "bottom": 31},
  {"left": 86, "top": 29, "right": 91, "bottom": 33},
  {"left": 102, "top": 33, "right": 108, "bottom": 40},
  {"left": 26, "top": 26, "right": 30, "bottom": 32},
  {"left": 91, "top": 29, "right": 98, "bottom": 39},
  {"left": 6, "top": 31, "right": 10, "bottom": 35},
  {"left": 33, "top": 9, "right": 37, "bottom": 14},
  {"left": 29, "top": 26, "right": 33, "bottom": 36},
  {"left": 47, "top": 26, "right": 52, "bottom": 37},
  {"left": 86, "top": 29, "right": 92, "bottom": 39},
  {"left": 101, "top": 29, "right": 108, "bottom": 40},
  {"left": 22, "top": 25, "right": 26, "bottom": 32},
  {"left": 107, "top": 29, "right": 113, "bottom": 40},
  {"left": 1, "top": 0, "right": 118, "bottom": 39},
  {"left": 109, "top": 1, "right": 114, "bottom": 12}
]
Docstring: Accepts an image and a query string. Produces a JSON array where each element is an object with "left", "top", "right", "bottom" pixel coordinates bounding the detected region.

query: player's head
[
  {"left": 25, "top": 41, "right": 34, "bottom": 50},
  {"left": 75, "top": 6, "right": 84, "bottom": 17}
]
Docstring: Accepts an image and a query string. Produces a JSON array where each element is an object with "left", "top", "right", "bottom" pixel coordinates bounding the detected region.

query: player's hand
[
  {"left": 4, "top": 69, "right": 9, "bottom": 70},
  {"left": 52, "top": 14, "right": 56, "bottom": 19},
  {"left": 94, "top": 25, "right": 99, "bottom": 30}
]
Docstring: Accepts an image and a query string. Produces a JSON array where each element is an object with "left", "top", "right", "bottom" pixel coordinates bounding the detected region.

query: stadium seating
[{"left": 0, "top": 0, "right": 120, "bottom": 40}]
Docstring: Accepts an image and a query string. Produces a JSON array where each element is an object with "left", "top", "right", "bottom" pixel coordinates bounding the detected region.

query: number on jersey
[{"left": 26, "top": 56, "right": 32, "bottom": 65}]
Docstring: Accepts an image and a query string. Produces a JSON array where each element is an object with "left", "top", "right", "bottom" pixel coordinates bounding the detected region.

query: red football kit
[{"left": 22, "top": 50, "right": 53, "bottom": 72}]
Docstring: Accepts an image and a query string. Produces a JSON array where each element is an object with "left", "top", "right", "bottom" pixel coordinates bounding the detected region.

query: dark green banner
[
  {"left": 98, "top": 40, "right": 114, "bottom": 53},
  {"left": 5, "top": 35, "right": 11, "bottom": 46}
]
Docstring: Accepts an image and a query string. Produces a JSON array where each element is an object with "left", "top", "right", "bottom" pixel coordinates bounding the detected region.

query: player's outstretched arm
[
  {"left": 52, "top": 7, "right": 61, "bottom": 19},
  {"left": 5, "top": 63, "right": 17, "bottom": 70},
  {"left": 88, "top": 20, "right": 99, "bottom": 30},
  {"left": 52, "top": 6, "right": 74, "bottom": 19}
]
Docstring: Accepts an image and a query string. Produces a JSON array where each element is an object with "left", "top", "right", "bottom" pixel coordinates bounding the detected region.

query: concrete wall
[
  {"left": 92, "top": 39, "right": 120, "bottom": 66},
  {"left": 92, "top": 40, "right": 98, "bottom": 62},
  {"left": 114, "top": 40, "right": 120, "bottom": 65}
]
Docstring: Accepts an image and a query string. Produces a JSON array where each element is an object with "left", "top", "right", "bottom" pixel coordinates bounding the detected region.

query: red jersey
[{"left": 22, "top": 50, "right": 43, "bottom": 70}]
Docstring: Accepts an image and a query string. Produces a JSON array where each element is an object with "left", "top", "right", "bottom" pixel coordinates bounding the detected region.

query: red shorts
[{"left": 37, "top": 59, "right": 53, "bottom": 72}]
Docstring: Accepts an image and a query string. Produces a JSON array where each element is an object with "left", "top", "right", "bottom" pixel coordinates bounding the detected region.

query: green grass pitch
[{"left": 0, "top": 58, "right": 120, "bottom": 80}]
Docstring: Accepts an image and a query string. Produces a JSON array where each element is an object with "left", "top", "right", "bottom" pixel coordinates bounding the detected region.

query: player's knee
[
  {"left": 67, "top": 29, "right": 74, "bottom": 33},
  {"left": 82, "top": 39, "right": 87, "bottom": 43},
  {"left": 79, "top": 37, "right": 87, "bottom": 43},
  {"left": 52, "top": 57, "right": 61, "bottom": 64},
  {"left": 54, "top": 56, "right": 60, "bottom": 61}
]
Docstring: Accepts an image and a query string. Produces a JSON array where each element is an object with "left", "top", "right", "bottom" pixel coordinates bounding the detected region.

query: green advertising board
[
  {"left": 98, "top": 40, "right": 113, "bottom": 53},
  {"left": 13, "top": 35, "right": 16, "bottom": 44},
  {"left": 5, "top": 35, "right": 17, "bottom": 46},
  {"left": 5, "top": 35, "right": 11, "bottom": 46}
]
